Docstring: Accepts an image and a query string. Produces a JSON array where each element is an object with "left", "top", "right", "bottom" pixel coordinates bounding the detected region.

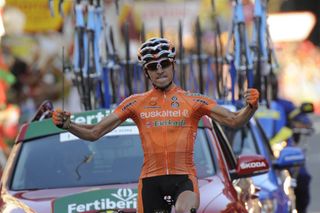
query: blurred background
[{"left": 0, "top": 0, "right": 319, "bottom": 211}]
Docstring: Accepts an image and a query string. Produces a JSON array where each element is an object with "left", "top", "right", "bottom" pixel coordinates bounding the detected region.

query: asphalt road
[{"left": 303, "top": 115, "right": 320, "bottom": 213}]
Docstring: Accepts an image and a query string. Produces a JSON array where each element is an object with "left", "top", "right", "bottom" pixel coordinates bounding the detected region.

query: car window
[
  {"left": 254, "top": 118, "right": 276, "bottom": 160},
  {"left": 211, "top": 121, "right": 237, "bottom": 170},
  {"left": 222, "top": 125, "right": 259, "bottom": 156},
  {"left": 11, "top": 127, "right": 216, "bottom": 190},
  {"left": 194, "top": 129, "right": 216, "bottom": 178}
]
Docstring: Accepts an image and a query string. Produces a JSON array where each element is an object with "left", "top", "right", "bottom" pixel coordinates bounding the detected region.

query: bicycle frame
[
  {"left": 73, "top": 0, "right": 90, "bottom": 110},
  {"left": 87, "top": 0, "right": 106, "bottom": 109},
  {"left": 251, "top": 0, "right": 268, "bottom": 104},
  {"left": 251, "top": 0, "right": 279, "bottom": 106},
  {"left": 211, "top": 0, "right": 226, "bottom": 100},
  {"left": 124, "top": 21, "right": 133, "bottom": 96},
  {"left": 188, "top": 55, "right": 199, "bottom": 92},
  {"left": 104, "top": 24, "right": 121, "bottom": 105},
  {"left": 226, "top": 0, "right": 254, "bottom": 102},
  {"left": 70, "top": 0, "right": 110, "bottom": 110}
]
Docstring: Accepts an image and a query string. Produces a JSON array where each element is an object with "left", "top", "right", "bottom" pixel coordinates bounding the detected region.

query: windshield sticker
[
  {"left": 60, "top": 126, "right": 139, "bottom": 142},
  {"left": 71, "top": 109, "right": 134, "bottom": 125},
  {"left": 53, "top": 188, "right": 138, "bottom": 213}
]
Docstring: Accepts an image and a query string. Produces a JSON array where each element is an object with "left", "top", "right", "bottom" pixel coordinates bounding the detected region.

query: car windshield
[
  {"left": 223, "top": 125, "right": 259, "bottom": 156},
  {"left": 11, "top": 127, "right": 215, "bottom": 190}
]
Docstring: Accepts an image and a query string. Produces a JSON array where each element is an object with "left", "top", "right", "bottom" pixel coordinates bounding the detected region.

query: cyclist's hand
[
  {"left": 244, "top": 88, "right": 259, "bottom": 109},
  {"left": 52, "top": 108, "right": 71, "bottom": 129}
]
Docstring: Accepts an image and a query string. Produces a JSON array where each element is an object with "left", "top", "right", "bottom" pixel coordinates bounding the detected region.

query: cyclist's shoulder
[
  {"left": 174, "top": 90, "right": 217, "bottom": 107},
  {"left": 120, "top": 91, "right": 153, "bottom": 106},
  {"left": 181, "top": 91, "right": 213, "bottom": 100},
  {"left": 125, "top": 91, "right": 152, "bottom": 99},
  {"left": 116, "top": 92, "right": 150, "bottom": 112}
]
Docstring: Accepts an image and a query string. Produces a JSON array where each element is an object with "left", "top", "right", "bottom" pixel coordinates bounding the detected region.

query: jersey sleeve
[
  {"left": 191, "top": 94, "right": 217, "bottom": 118},
  {"left": 113, "top": 95, "right": 137, "bottom": 121}
]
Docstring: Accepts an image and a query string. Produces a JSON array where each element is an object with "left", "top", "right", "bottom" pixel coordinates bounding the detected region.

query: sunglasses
[{"left": 145, "top": 59, "right": 172, "bottom": 71}]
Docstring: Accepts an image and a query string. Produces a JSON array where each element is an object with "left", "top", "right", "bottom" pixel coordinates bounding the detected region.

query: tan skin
[{"left": 53, "top": 61, "right": 258, "bottom": 213}]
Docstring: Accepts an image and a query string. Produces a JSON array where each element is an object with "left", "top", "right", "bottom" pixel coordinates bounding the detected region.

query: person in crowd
[{"left": 270, "top": 73, "right": 312, "bottom": 213}]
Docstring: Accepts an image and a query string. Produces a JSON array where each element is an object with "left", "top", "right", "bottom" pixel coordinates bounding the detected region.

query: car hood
[
  {"left": 3, "top": 183, "right": 138, "bottom": 213},
  {"left": 3, "top": 177, "right": 222, "bottom": 213}
]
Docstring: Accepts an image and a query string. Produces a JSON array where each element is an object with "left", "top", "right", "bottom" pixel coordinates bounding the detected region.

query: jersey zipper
[{"left": 163, "top": 91, "right": 169, "bottom": 175}]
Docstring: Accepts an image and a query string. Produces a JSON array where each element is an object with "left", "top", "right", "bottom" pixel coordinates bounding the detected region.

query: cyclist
[{"left": 52, "top": 37, "right": 260, "bottom": 213}]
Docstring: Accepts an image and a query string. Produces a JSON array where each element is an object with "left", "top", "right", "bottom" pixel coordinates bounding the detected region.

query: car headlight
[{"left": 261, "top": 198, "right": 277, "bottom": 213}]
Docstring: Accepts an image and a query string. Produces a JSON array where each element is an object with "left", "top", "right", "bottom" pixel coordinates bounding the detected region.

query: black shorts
[{"left": 140, "top": 174, "right": 196, "bottom": 213}]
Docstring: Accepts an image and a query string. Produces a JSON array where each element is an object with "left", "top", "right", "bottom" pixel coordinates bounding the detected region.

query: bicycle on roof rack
[
  {"left": 225, "top": 0, "right": 254, "bottom": 103},
  {"left": 210, "top": 0, "right": 226, "bottom": 100},
  {"left": 87, "top": 0, "right": 106, "bottom": 109},
  {"left": 251, "top": 0, "right": 279, "bottom": 107},
  {"left": 49, "top": 0, "right": 124, "bottom": 110},
  {"left": 187, "top": 17, "right": 212, "bottom": 95},
  {"left": 123, "top": 21, "right": 133, "bottom": 96},
  {"left": 72, "top": 0, "right": 91, "bottom": 110}
]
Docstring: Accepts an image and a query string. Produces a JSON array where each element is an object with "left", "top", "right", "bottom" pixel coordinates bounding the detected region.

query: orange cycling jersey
[{"left": 114, "top": 86, "right": 217, "bottom": 179}]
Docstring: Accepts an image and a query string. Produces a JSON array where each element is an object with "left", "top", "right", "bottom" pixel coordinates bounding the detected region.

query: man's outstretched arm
[
  {"left": 52, "top": 110, "right": 122, "bottom": 141},
  {"left": 209, "top": 88, "right": 259, "bottom": 128}
]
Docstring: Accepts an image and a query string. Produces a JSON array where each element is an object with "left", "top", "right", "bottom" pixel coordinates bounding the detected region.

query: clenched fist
[
  {"left": 52, "top": 108, "right": 71, "bottom": 129},
  {"left": 244, "top": 88, "right": 260, "bottom": 109}
]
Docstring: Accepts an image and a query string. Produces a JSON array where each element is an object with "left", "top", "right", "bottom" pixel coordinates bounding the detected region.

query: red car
[{"left": 0, "top": 107, "right": 268, "bottom": 213}]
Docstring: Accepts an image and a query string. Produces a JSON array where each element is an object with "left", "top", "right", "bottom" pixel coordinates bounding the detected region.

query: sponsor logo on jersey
[
  {"left": 145, "top": 119, "right": 186, "bottom": 128},
  {"left": 171, "top": 102, "right": 179, "bottom": 108},
  {"left": 144, "top": 105, "right": 161, "bottom": 109},
  {"left": 149, "top": 100, "right": 157, "bottom": 106},
  {"left": 171, "top": 96, "right": 178, "bottom": 101},
  {"left": 154, "top": 119, "right": 186, "bottom": 127},
  {"left": 145, "top": 121, "right": 154, "bottom": 128},
  {"left": 144, "top": 100, "right": 161, "bottom": 109},
  {"left": 193, "top": 99, "right": 209, "bottom": 105},
  {"left": 140, "top": 109, "right": 189, "bottom": 119},
  {"left": 122, "top": 100, "right": 137, "bottom": 111}
]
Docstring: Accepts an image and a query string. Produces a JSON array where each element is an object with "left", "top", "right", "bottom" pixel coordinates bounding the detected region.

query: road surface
[{"left": 304, "top": 115, "right": 320, "bottom": 213}]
